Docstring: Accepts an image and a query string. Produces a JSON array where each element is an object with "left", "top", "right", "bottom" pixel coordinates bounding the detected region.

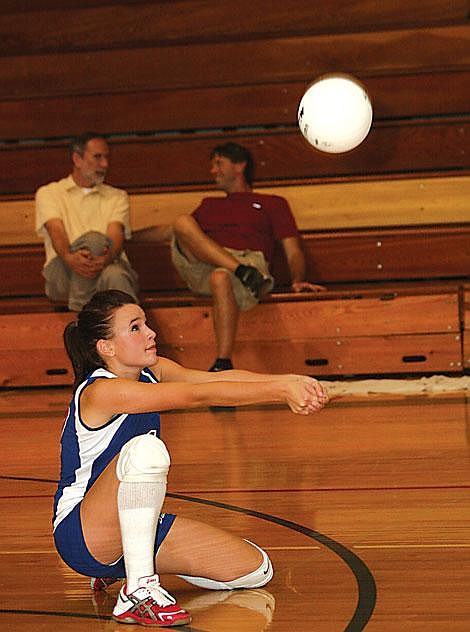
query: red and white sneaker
[
  {"left": 112, "top": 574, "right": 191, "bottom": 627},
  {"left": 90, "top": 576, "right": 121, "bottom": 591}
]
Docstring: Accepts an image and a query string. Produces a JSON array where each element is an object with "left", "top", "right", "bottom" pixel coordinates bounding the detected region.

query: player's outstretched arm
[
  {"left": 154, "top": 357, "right": 329, "bottom": 413},
  {"left": 81, "top": 359, "right": 328, "bottom": 425}
]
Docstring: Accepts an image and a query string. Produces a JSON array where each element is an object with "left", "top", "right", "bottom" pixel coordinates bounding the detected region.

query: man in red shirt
[{"left": 171, "top": 142, "right": 325, "bottom": 372}]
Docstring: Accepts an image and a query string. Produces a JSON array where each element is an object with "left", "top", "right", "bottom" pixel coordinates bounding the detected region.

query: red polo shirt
[{"left": 193, "top": 192, "right": 299, "bottom": 263}]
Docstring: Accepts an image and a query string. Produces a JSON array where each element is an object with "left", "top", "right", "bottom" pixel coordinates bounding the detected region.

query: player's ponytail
[{"left": 63, "top": 290, "right": 138, "bottom": 390}]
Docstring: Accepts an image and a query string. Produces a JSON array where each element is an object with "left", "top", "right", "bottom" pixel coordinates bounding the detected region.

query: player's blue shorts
[{"left": 53, "top": 503, "right": 176, "bottom": 577}]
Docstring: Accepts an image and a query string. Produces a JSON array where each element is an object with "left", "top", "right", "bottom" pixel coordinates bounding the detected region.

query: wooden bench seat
[
  {"left": 2, "top": 176, "right": 469, "bottom": 246},
  {"left": 1, "top": 222, "right": 470, "bottom": 297}
]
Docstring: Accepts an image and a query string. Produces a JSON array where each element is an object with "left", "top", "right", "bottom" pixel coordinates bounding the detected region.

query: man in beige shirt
[{"left": 35, "top": 132, "right": 139, "bottom": 311}]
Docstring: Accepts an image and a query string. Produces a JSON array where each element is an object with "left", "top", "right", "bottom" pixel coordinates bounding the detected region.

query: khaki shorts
[
  {"left": 171, "top": 238, "right": 274, "bottom": 311},
  {"left": 43, "top": 231, "right": 139, "bottom": 311}
]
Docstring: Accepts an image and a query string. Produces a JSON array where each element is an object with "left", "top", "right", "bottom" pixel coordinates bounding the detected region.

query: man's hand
[
  {"left": 65, "top": 249, "right": 101, "bottom": 278},
  {"left": 291, "top": 281, "right": 327, "bottom": 293},
  {"left": 88, "top": 248, "right": 111, "bottom": 275}
]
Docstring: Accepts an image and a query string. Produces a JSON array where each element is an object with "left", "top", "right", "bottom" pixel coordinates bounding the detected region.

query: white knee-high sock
[{"left": 117, "top": 481, "right": 167, "bottom": 593}]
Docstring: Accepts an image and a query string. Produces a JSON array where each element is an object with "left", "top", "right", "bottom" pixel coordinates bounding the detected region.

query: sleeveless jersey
[{"left": 53, "top": 367, "right": 160, "bottom": 531}]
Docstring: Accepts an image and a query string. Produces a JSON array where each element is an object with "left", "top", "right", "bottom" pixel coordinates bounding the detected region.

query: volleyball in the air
[{"left": 297, "top": 73, "right": 373, "bottom": 153}]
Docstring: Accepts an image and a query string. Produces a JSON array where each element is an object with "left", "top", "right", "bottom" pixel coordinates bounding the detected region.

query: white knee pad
[
  {"left": 178, "top": 540, "right": 273, "bottom": 590},
  {"left": 116, "top": 434, "right": 170, "bottom": 483}
]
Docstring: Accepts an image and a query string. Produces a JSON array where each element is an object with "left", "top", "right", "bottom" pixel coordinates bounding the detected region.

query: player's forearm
[{"left": 194, "top": 379, "right": 287, "bottom": 408}]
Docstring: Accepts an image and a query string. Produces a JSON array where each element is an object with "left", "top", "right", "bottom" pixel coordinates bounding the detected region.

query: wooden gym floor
[{"left": 0, "top": 385, "right": 469, "bottom": 631}]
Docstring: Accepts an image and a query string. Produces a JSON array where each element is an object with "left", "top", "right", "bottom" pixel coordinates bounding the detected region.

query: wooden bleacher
[
  {"left": 0, "top": 1, "right": 469, "bottom": 386},
  {"left": 0, "top": 177, "right": 469, "bottom": 387}
]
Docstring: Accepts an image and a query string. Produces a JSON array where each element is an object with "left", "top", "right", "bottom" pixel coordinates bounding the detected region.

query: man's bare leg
[
  {"left": 173, "top": 214, "right": 239, "bottom": 269},
  {"left": 173, "top": 214, "right": 270, "bottom": 298},
  {"left": 210, "top": 269, "right": 239, "bottom": 361}
]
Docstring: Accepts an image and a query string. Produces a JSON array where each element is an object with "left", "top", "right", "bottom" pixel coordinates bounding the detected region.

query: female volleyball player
[{"left": 53, "top": 289, "right": 328, "bottom": 627}]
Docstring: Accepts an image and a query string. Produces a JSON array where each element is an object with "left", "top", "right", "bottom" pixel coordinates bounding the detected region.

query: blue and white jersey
[{"left": 53, "top": 366, "right": 160, "bottom": 531}]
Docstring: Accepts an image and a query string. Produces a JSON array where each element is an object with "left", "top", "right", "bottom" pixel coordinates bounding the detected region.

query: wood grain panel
[
  {"left": 1, "top": 1, "right": 467, "bottom": 54},
  {"left": 0, "top": 246, "right": 44, "bottom": 295},
  {"left": 0, "top": 299, "right": 460, "bottom": 386},
  {"left": 147, "top": 293, "right": 460, "bottom": 345},
  {"left": 0, "top": 349, "right": 73, "bottom": 387},
  {"left": 84, "top": 227, "right": 470, "bottom": 288},
  {"left": 304, "top": 225, "right": 470, "bottom": 283},
  {"left": 0, "top": 118, "right": 468, "bottom": 195},
  {"left": 0, "top": 311, "right": 73, "bottom": 350},
  {"left": 0, "top": 26, "right": 468, "bottom": 99},
  {"left": 1, "top": 226, "right": 469, "bottom": 298},
  {"left": 0, "top": 311, "right": 73, "bottom": 387},
  {"left": 1, "top": 70, "right": 469, "bottom": 141},
  {"left": 0, "top": 0, "right": 148, "bottom": 13},
  {"left": 156, "top": 333, "right": 463, "bottom": 375}
]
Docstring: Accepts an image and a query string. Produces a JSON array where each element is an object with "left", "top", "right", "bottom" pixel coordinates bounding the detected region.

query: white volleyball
[{"left": 298, "top": 73, "right": 373, "bottom": 153}]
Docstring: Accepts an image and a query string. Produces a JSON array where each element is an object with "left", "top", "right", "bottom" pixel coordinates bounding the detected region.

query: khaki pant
[
  {"left": 43, "top": 231, "right": 139, "bottom": 311},
  {"left": 171, "top": 238, "right": 274, "bottom": 312}
]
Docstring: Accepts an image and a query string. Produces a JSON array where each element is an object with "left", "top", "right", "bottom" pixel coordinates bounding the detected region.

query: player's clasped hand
[{"left": 284, "top": 375, "right": 329, "bottom": 415}]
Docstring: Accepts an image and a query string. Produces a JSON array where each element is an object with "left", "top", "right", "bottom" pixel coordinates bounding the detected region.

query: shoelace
[{"left": 138, "top": 584, "right": 177, "bottom": 608}]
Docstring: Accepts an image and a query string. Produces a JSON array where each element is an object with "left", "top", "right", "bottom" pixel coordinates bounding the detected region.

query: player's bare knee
[
  {"left": 178, "top": 540, "right": 273, "bottom": 590},
  {"left": 116, "top": 434, "right": 170, "bottom": 483},
  {"left": 231, "top": 542, "right": 273, "bottom": 589}
]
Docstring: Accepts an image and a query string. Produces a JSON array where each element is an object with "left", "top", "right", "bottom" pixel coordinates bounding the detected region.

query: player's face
[
  {"left": 210, "top": 154, "right": 243, "bottom": 192},
  {"left": 74, "top": 138, "right": 109, "bottom": 186},
  {"left": 106, "top": 303, "right": 157, "bottom": 372}
]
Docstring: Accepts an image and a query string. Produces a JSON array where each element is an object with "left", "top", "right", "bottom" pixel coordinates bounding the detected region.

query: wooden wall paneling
[
  {"left": 0, "top": 118, "right": 468, "bottom": 196},
  {"left": 1, "top": 70, "right": 469, "bottom": 142},
  {"left": 0, "top": 26, "right": 468, "bottom": 100},
  {"left": 0, "top": 1, "right": 467, "bottom": 55}
]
